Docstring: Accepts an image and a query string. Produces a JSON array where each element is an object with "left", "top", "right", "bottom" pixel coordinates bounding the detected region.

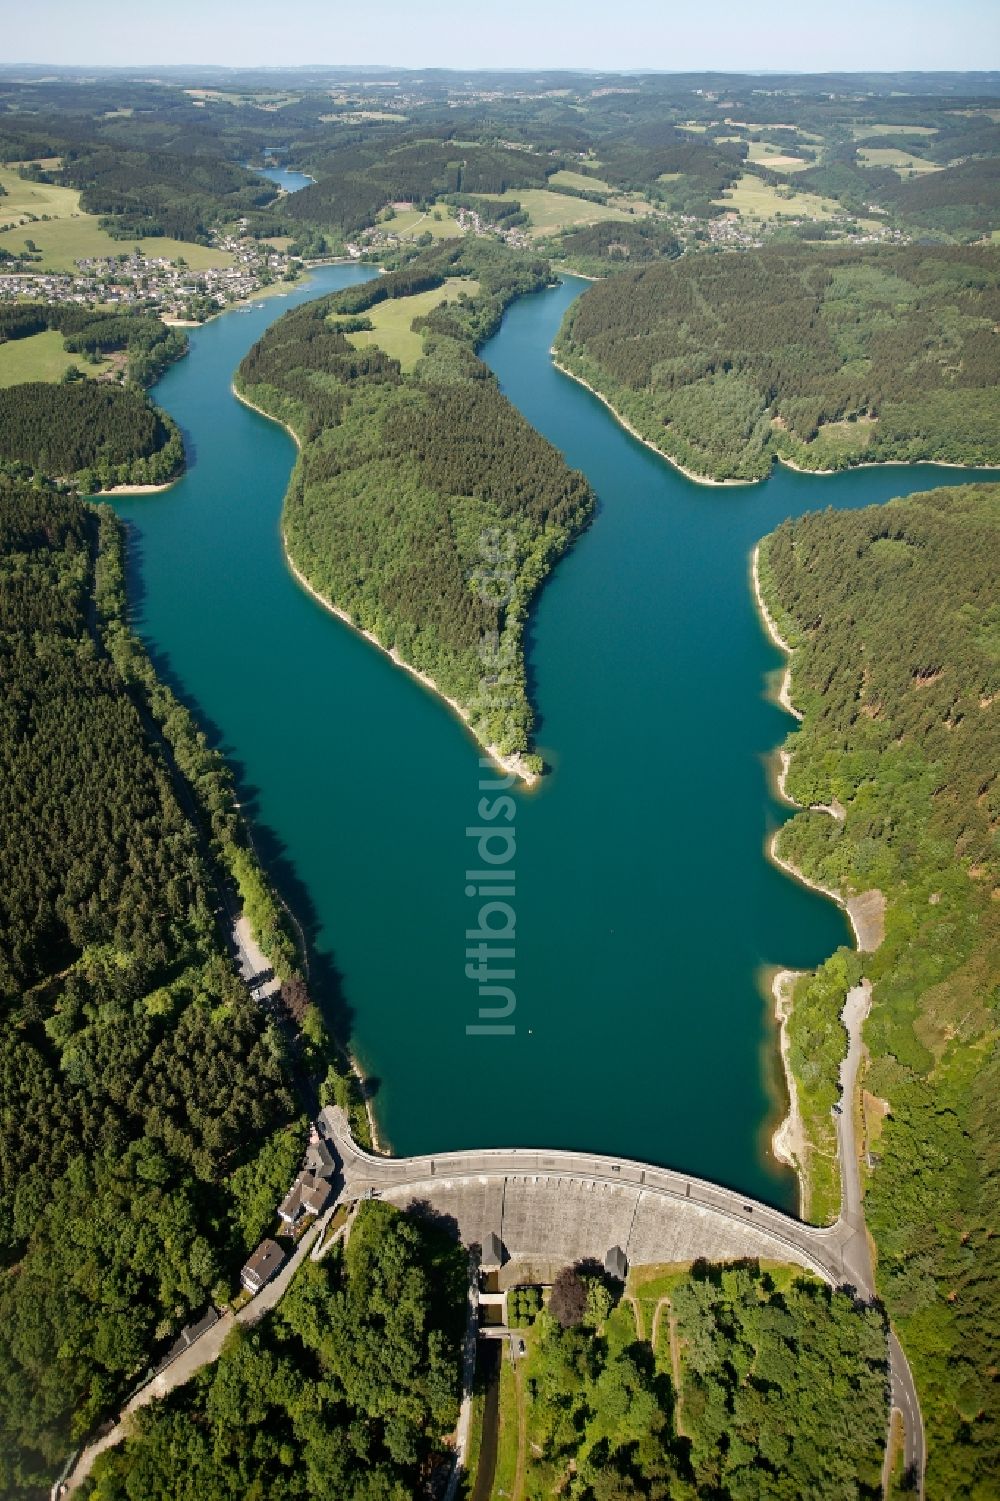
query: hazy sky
[{"left": 5, "top": 0, "right": 999, "bottom": 73}]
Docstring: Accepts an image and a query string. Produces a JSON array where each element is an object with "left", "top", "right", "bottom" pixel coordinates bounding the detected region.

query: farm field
[
  {"left": 345, "top": 276, "right": 480, "bottom": 369},
  {"left": 383, "top": 205, "right": 462, "bottom": 239},
  {"left": 479, "top": 187, "right": 639, "bottom": 237},
  {"left": 714, "top": 172, "right": 847, "bottom": 221},
  {"left": 857, "top": 146, "right": 942, "bottom": 175},
  {"left": 0, "top": 165, "right": 82, "bottom": 221},
  {"left": 547, "top": 167, "right": 615, "bottom": 193},
  {"left": 747, "top": 140, "right": 812, "bottom": 171},
  {"left": 0, "top": 329, "right": 109, "bottom": 387},
  {"left": 851, "top": 121, "right": 938, "bottom": 138},
  {"left": 0, "top": 165, "right": 233, "bottom": 272}
]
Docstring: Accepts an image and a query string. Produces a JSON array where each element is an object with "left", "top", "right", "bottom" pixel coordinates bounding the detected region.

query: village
[{"left": 0, "top": 229, "right": 304, "bottom": 320}]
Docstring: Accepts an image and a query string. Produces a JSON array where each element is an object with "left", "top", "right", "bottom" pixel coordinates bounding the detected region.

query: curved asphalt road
[
  {"left": 57, "top": 985, "right": 924, "bottom": 1499},
  {"left": 323, "top": 981, "right": 924, "bottom": 1496}
]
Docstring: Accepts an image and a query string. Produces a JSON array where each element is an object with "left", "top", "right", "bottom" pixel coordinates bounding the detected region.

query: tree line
[
  {"left": 0, "top": 477, "right": 305, "bottom": 1493},
  {"left": 81, "top": 1201, "right": 465, "bottom": 1501},
  {"left": 236, "top": 240, "right": 594, "bottom": 767},
  {"left": 555, "top": 244, "right": 1000, "bottom": 480},
  {"left": 508, "top": 1258, "right": 886, "bottom": 1499},
  {"left": 0, "top": 303, "right": 188, "bottom": 386},
  {"left": 759, "top": 482, "right": 1000, "bottom": 1496}
]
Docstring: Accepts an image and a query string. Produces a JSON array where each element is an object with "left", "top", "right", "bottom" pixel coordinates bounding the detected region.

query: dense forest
[
  {"left": 82, "top": 1201, "right": 465, "bottom": 1501},
  {"left": 0, "top": 304, "right": 187, "bottom": 486},
  {"left": 79, "top": 1241, "right": 888, "bottom": 1501},
  {"left": 236, "top": 240, "right": 594, "bottom": 769},
  {"left": 0, "top": 381, "right": 183, "bottom": 489},
  {"left": 0, "top": 477, "right": 317, "bottom": 1494},
  {"left": 555, "top": 245, "right": 1000, "bottom": 480},
  {"left": 553, "top": 219, "right": 682, "bottom": 277},
  {"left": 758, "top": 483, "right": 1000, "bottom": 1496},
  {"left": 60, "top": 145, "right": 275, "bottom": 242},
  {"left": 497, "top": 1259, "right": 886, "bottom": 1499},
  {"left": 282, "top": 138, "right": 555, "bottom": 238}
]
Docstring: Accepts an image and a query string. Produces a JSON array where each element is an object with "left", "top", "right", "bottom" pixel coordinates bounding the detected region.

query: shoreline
[
  {"left": 769, "top": 967, "right": 809, "bottom": 1215},
  {"left": 99, "top": 475, "right": 181, "bottom": 495},
  {"left": 776, "top": 449, "right": 1000, "bottom": 478},
  {"left": 231, "top": 383, "right": 541, "bottom": 789},
  {"left": 751, "top": 542, "right": 802, "bottom": 721},
  {"left": 550, "top": 352, "right": 999, "bottom": 487},
  {"left": 751, "top": 541, "right": 885, "bottom": 1194},
  {"left": 752, "top": 541, "right": 884, "bottom": 951},
  {"left": 283, "top": 548, "right": 541, "bottom": 788},
  {"left": 162, "top": 270, "right": 327, "bottom": 331},
  {"left": 550, "top": 354, "right": 752, "bottom": 487}
]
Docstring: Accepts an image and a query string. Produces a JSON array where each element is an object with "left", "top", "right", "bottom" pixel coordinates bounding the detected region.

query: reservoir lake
[{"left": 113, "top": 265, "right": 998, "bottom": 1209}]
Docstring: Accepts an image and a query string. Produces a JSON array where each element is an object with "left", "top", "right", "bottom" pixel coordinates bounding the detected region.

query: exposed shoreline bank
[
  {"left": 99, "top": 476, "right": 181, "bottom": 495},
  {"left": 550, "top": 354, "right": 752, "bottom": 488},
  {"left": 776, "top": 449, "right": 1000, "bottom": 478},
  {"left": 283, "top": 547, "right": 540, "bottom": 788},
  {"left": 769, "top": 967, "right": 809, "bottom": 1215},
  {"left": 231, "top": 382, "right": 541, "bottom": 789},
  {"left": 550, "top": 354, "right": 998, "bottom": 487},
  {"left": 751, "top": 541, "right": 885, "bottom": 1200},
  {"left": 751, "top": 545, "right": 802, "bottom": 722}
]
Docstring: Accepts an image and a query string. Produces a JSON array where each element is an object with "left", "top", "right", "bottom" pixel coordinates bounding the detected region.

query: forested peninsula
[
  {"left": 0, "top": 305, "right": 187, "bottom": 488},
  {"left": 235, "top": 240, "right": 595, "bottom": 776},
  {"left": 555, "top": 245, "right": 1000, "bottom": 482},
  {"left": 758, "top": 483, "right": 1000, "bottom": 1497}
]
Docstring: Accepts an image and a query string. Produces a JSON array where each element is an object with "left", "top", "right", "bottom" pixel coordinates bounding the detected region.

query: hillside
[
  {"left": 235, "top": 241, "right": 595, "bottom": 776},
  {"left": 554, "top": 245, "right": 1000, "bottom": 482},
  {"left": 758, "top": 483, "right": 1000, "bottom": 1496},
  {"left": 81, "top": 1201, "right": 465, "bottom": 1501},
  {"left": 0, "top": 306, "right": 188, "bottom": 487},
  {"left": 0, "top": 381, "right": 183, "bottom": 489},
  {"left": 0, "top": 477, "right": 313, "bottom": 1494}
]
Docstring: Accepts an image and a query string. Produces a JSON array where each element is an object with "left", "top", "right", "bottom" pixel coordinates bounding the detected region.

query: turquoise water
[
  {"left": 114, "top": 269, "right": 997, "bottom": 1208},
  {"left": 257, "top": 164, "right": 315, "bottom": 193}
]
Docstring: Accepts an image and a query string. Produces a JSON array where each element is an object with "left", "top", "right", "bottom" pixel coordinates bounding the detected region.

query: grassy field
[
  {"left": 479, "top": 187, "right": 638, "bottom": 238},
  {"left": 0, "top": 165, "right": 233, "bottom": 272},
  {"left": 858, "top": 146, "right": 942, "bottom": 176},
  {"left": 184, "top": 87, "right": 299, "bottom": 109},
  {"left": 747, "top": 140, "right": 812, "bottom": 172},
  {"left": 851, "top": 121, "right": 938, "bottom": 139},
  {"left": 382, "top": 205, "right": 463, "bottom": 239},
  {"left": 0, "top": 166, "right": 82, "bottom": 221},
  {"left": 345, "top": 276, "right": 480, "bottom": 369},
  {"left": 0, "top": 329, "right": 108, "bottom": 387},
  {"left": 5, "top": 157, "right": 63, "bottom": 172},
  {"left": 714, "top": 172, "right": 846, "bottom": 222},
  {"left": 490, "top": 1352, "right": 521, "bottom": 1501},
  {"left": 546, "top": 168, "right": 615, "bottom": 194}
]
